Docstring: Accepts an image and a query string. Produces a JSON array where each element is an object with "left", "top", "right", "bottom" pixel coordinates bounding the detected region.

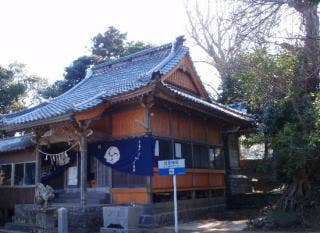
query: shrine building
[{"left": 0, "top": 36, "right": 253, "bottom": 230}]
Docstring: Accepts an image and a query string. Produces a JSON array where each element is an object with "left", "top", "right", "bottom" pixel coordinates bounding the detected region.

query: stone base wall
[
  {"left": 7, "top": 204, "right": 105, "bottom": 233},
  {"left": 7, "top": 197, "right": 226, "bottom": 232},
  {"left": 140, "top": 197, "right": 226, "bottom": 228}
]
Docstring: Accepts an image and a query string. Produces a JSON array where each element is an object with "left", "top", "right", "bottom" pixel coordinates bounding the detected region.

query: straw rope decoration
[{"left": 37, "top": 142, "right": 79, "bottom": 166}]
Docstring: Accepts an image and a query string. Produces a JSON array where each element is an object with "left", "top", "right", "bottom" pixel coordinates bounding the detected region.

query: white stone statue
[{"left": 35, "top": 183, "right": 55, "bottom": 208}]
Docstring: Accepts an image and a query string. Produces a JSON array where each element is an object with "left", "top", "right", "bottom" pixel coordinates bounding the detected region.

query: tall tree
[
  {"left": 186, "top": 0, "right": 320, "bottom": 220},
  {"left": 235, "top": 0, "right": 320, "bottom": 90},
  {"left": 239, "top": 51, "right": 320, "bottom": 215},
  {"left": 185, "top": 0, "right": 320, "bottom": 102},
  {"left": 185, "top": 0, "right": 274, "bottom": 103},
  {"left": 42, "top": 26, "right": 151, "bottom": 98},
  {"left": 230, "top": 1, "right": 320, "bottom": 213}
]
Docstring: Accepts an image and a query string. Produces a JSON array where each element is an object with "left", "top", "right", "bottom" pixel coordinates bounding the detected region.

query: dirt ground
[
  {"left": 151, "top": 208, "right": 319, "bottom": 233},
  {"left": 152, "top": 219, "right": 248, "bottom": 232},
  {"left": 152, "top": 219, "right": 318, "bottom": 233}
]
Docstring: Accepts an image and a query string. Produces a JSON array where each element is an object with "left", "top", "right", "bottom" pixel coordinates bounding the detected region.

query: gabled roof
[
  {"left": 1, "top": 36, "right": 188, "bottom": 131},
  {"left": 0, "top": 135, "right": 34, "bottom": 154}
]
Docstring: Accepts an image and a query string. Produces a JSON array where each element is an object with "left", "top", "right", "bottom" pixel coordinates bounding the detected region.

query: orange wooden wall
[
  {"left": 171, "top": 111, "right": 190, "bottom": 139},
  {"left": 108, "top": 105, "right": 221, "bottom": 145},
  {"left": 208, "top": 123, "right": 220, "bottom": 145},
  {"left": 112, "top": 107, "right": 146, "bottom": 138},
  {"left": 150, "top": 108, "right": 170, "bottom": 135},
  {"left": 152, "top": 168, "right": 225, "bottom": 192},
  {"left": 111, "top": 188, "right": 149, "bottom": 204},
  {"left": 191, "top": 118, "right": 206, "bottom": 142},
  {"left": 151, "top": 107, "right": 221, "bottom": 145}
]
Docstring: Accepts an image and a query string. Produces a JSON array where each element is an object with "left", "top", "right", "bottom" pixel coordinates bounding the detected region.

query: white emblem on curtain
[{"left": 104, "top": 146, "right": 120, "bottom": 164}]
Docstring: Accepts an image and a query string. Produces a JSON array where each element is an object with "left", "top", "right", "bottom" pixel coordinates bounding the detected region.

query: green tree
[
  {"left": 186, "top": 0, "right": 320, "bottom": 102},
  {"left": 91, "top": 26, "right": 127, "bottom": 59},
  {"left": 0, "top": 63, "right": 46, "bottom": 114},
  {"left": 7, "top": 62, "right": 48, "bottom": 106},
  {"left": 42, "top": 26, "right": 152, "bottom": 98},
  {"left": 0, "top": 66, "right": 25, "bottom": 114},
  {"left": 40, "top": 56, "right": 97, "bottom": 99},
  {"left": 238, "top": 47, "right": 320, "bottom": 216}
]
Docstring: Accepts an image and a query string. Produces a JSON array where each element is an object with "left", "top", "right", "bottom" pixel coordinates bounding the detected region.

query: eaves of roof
[
  {"left": 0, "top": 134, "right": 34, "bottom": 154},
  {"left": 159, "top": 82, "right": 254, "bottom": 125}
]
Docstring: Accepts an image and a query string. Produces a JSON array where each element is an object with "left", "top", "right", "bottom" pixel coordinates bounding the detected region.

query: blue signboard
[{"left": 158, "top": 159, "right": 186, "bottom": 176}]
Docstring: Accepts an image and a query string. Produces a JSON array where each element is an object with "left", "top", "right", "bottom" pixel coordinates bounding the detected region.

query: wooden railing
[{"left": 152, "top": 168, "right": 225, "bottom": 193}]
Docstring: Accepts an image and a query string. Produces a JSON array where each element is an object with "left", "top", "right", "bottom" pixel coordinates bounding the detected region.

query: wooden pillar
[
  {"left": 35, "top": 144, "right": 41, "bottom": 184},
  {"left": 146, "top": 176, "right": 152, "bottom": 203},
  {"left": 79, "top": 132, "right": 88, "bottom": 208},
  {"left": 189, "top": 114, "right": 196, "bottom": 199}
]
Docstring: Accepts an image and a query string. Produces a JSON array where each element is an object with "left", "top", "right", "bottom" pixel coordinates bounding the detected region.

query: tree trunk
[
  {"left": 280, "top": 173, "right": 311, "bottom": 212},
  {"left": 294, "top": 2, "right": 320, "bottom": 90}
]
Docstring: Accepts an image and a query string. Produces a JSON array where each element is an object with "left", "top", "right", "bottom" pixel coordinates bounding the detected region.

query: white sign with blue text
[{"left": 158, "top": 159, "right": 185, "bottom": 176}]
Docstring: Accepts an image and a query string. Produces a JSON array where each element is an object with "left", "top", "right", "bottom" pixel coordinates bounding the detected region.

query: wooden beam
[{"left": 74, "top": 103, "right": 110, "bottom": 122}]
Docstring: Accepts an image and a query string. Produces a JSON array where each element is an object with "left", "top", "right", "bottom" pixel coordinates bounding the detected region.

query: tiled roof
[
  {"left": 1, "top": 36, "right": 188, "bottom": 130},
  {"left": 162, "top": 83, "right": 253, "bottom": 123},
  {"left": 0, "top": 36, "right": 253, "bottom": 131},
  {"left": 0, "top": 135, "right": 34, "bottom": 153}
]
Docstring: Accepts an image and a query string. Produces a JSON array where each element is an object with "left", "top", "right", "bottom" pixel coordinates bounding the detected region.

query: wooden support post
[
  {"left": 107, "top": 166, "right": 112, "bottom": 201},
  {"left": 35, "top": 144, "right": 41, "bottom": 184},
  {"left": 146, "top": 176, "right": 152, "bottom": 203},
  {"left": 79, "top": 132, "right": 88, "bottom": 208}
]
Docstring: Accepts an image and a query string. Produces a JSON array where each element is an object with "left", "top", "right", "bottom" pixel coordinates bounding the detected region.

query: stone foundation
[
  {"left": 6, "top": 196, "right": 226, "bottom": 232},
  {"left": 141, "top": 197, "right": 226, "bottom": 228},
  {"left": 6, "top": 204, "right": 106, "bottom": 233}
]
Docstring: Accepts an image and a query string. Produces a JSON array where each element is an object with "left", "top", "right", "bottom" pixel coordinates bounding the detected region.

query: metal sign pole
[
  {"left": 173, "top": 174, "right": 178, "bottom": 233},
  {"left": 158, "top": 159, "right": 185, "bottom": 233}
]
